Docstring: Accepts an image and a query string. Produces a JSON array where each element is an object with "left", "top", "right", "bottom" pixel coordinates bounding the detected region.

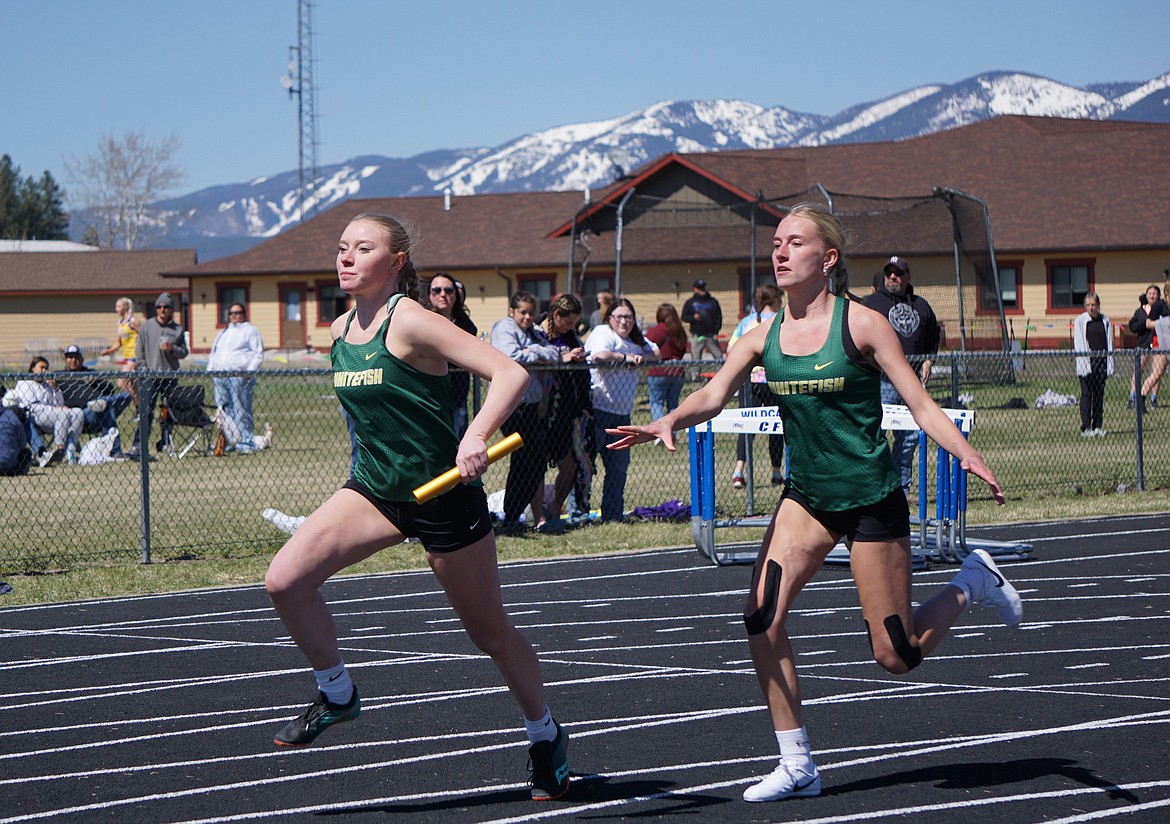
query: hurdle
[{"left": 688, "top": 405, "right": 1032, "bottom": 567}]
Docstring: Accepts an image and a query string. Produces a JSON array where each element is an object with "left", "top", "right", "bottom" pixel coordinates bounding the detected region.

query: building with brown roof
[
  {"left": 173, "top": 115, "right": 1170, "bottom": 353},
  {"left": 0, "top": 248, "right": 194, "bottom": 365}
]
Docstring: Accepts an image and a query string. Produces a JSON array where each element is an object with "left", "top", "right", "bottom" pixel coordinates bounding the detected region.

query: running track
[{"left": 2, "top": 513, "right": 1168, "bottom": 823}]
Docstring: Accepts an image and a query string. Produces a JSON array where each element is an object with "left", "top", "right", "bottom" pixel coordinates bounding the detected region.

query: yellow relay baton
[{"left": 411, "top": 432, "right": 524, "bottom": 504}]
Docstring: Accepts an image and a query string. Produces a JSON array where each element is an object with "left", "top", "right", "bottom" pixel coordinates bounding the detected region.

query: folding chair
[{"left": 158, "top": 385, "right": 216, "bottom": 458}]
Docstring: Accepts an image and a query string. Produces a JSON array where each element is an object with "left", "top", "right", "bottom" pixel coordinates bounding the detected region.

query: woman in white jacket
[
  {"left": 14, "top": 356, "right": 85, "bottom": 465},
  {"left": 1072, "top": 293, "right": 1113, "bottom": 437}
]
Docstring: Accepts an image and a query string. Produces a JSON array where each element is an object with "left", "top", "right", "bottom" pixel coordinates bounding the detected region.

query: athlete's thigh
[
  {"left": 426, "top": 534, "right": 510, "bottom": 630},
  {"left": 748, "top": 497, "right": 840, "bottom": 617},
  {"left": 849, "top": 537, "right": 914, "bottom": 630},
  {"left": 268, "top": 487, "right": 405, "bottom": 588}
]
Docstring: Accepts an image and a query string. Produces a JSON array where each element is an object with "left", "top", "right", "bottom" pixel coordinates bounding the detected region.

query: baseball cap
[
  {"left": 63, "top": 344, "right": 83, "bottom": 357},
  {"left": 156, "top": 292, "right": 174, "bottom": 307},
  {"left": 693, "top": 278, "right": 707, "bottom": 289},
  {"left": 884, "top": 256, "right": 909, "bottom": 275}
]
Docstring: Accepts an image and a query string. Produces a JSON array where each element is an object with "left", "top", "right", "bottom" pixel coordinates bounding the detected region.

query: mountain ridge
[{"left": 132, "top": 69, "right": 1170, "bottom": 260}]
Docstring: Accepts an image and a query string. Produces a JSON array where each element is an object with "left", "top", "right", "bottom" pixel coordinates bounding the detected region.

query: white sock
[
  {"left": 524, "top": 706, "right": 557, "bottom": 744},
  {"left": 775, "top": 726, "right": 816, "bottom": 775},
  {"left": 313, "top": 661, "right": 354, "bottom": 705}
]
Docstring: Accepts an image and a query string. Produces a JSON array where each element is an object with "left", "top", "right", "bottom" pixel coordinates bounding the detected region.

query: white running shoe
[
  {"left": 262, "top": 508, "right": 307, "bottom": 535},
  {"left": 959, "top": 549, "right": 1023, "bottom": 628},
  {"left": 743, "top": 763, "right": 821, "bottom": 802}
]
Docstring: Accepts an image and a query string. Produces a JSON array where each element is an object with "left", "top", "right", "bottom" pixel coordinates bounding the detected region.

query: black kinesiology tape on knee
[
  {"left": 744, "top": 560, "right": 782, "bottom": 635},
  {"left": 883, "top": 614, "right": 923, "bottom": 670}
]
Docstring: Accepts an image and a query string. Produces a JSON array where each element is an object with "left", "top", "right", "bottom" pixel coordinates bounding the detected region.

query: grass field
[{"left": 1, "top": 353, "right": 1167, "bottom": 606}]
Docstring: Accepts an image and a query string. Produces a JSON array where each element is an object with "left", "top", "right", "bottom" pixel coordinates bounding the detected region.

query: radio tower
[{"left": 280, "top": 0, "right": 319, "bottom": 221}]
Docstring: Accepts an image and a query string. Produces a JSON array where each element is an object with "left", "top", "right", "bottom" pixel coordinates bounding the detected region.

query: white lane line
[{"left": 8, "top": 711, "right": 1166, "bottom": 824}]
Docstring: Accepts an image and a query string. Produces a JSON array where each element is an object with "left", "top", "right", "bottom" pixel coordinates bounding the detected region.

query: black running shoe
[
  {"left": 274, "top": 688, "right": 360, "bottom": 747},
  {"left": 528, "top": 720, "right": 569, "bottom": 800}
]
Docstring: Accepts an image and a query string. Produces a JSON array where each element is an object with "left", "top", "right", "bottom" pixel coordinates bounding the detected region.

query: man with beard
[{"left": 863, "top": 256, "right": 940, "bottom": 500}]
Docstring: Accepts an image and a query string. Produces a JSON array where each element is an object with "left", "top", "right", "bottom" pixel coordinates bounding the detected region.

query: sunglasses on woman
[{"left": 430, "top": 286, "right": 456, "bottom": 295}]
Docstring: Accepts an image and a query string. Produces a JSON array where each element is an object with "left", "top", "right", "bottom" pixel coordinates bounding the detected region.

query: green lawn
[{"left": 2, "top": 356, "right": 1166, "bottom": 606}]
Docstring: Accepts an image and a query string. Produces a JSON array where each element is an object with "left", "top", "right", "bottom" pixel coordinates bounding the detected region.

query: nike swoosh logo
[
  {"left": 470, "top": 519, "right": 482, "bottom": 531},
  {"left": 974, "top": 556, "right": 1005, "bottom": 588},
  {"left": 365, "top": 352, "right": 378, "bottom": 361},
  {"left": 813, "top": 361, "right": 834, "bottom": 371},
  {"left": 794, "top": 775, "right": 818, "bottom": 792}
]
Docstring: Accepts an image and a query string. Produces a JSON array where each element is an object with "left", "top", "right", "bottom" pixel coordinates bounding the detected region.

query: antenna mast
[{"left": 282, "top": 0, "right": 319, "bottom": 221}]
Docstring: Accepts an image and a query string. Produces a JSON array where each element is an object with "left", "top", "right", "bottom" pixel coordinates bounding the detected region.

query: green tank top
[
  {"left": 332, "top": 294, "right": 463, "bottom": 501},
  {"left": 762, "top": 296, "right": 899, "bottom": 511}
]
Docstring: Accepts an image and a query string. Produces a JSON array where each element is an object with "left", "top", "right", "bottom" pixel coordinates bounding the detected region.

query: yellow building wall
[
  {"left": 177, "top": 248, "right": 1170, "bottom": 363},
  {"left": 0, "top": 295, "right": 153, "bottom": 369}
]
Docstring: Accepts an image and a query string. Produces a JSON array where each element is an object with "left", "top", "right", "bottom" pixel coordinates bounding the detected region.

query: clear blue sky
[{"left": 4, "top": 0, "right": 1168, "bottom": 195}]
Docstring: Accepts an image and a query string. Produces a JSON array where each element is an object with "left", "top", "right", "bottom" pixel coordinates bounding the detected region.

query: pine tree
[
  {"left": 0, "top": 155, "right": 19, "bottom": 238},
  {"left": 0, "top": 154, "right": 70, "bottom": 240}
]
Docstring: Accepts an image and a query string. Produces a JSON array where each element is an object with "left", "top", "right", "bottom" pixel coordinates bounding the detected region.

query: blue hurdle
[{"left": 688, "top": 405, "right": 1032, "bottom": 567}]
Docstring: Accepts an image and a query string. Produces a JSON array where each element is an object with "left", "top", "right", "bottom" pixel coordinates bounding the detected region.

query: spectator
[
  {"left": 1127, "top": 286, "right": 1162, "bottom": 409},
  {"left": 426, "top": 273, "right": 477, "bottom": 438},
  {"left": 100, "top": 296, "right": 141, "bottom": 407},
  {"left": 584, "top": 298, "right": 660, "bottom": 522},
  {"left": 128, "top": 291, "right": 188, "bottom": 460},
  {"left": 58, "top": 344, "right": 133, "bottom": 458},
  {"left": 728, "top": 284, "right": 786, "bottom": 488},
  {"left": 1138, "top": 285, "right": 1170, "bottom": 411},
  {"left": 863, "top": 256, "right": 940, "bottom": 499},
  {"left": 490, "top": 290, "right": 561, "bottom": 534},
  {"left": 0, "top": 386, "right": 32, "bottom": 476},
  {"left": 589, "top": 290, "right": 615, "bottom": 331},
  {"left": 1073, "top": 293, "right": 1114, "bottom": 437},
  {"left": 13, "top": 356, "right": 84, "bottom": 466},
  {"left": 644, "top": 303, "right": 688, "bottom": 422},
  {"left": 207, "top": 302, "right": 265, "bottom": 453},
  {"left": 536, "top": 293, "right": 590, "bottom": 531},
  {"left": 681, "top": 278, "right": 724, "bottom": 363}
]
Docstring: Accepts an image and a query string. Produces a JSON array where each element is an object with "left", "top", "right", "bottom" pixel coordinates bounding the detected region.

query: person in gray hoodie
[
  {"left": 128, "top": 291, "right": 188, "bottom": 459},
  {"left": 490, "top": 291, "right": 561, "bottom": 533}
]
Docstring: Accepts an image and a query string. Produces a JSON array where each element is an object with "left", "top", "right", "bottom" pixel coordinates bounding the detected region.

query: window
[
  {"left": 738, "top": 267, "right": 769, "bottom": 317},
  {"left": 217, "top": 284, "right": 248, "bottom": 325},
  {"left": 1047, "top": 260, "right": 1093, "bottom": 311},
  {"left": 517, "top": 274, "right": 555, "bottom": 314},
  {"left": 580, "top": 273, "right": 613, "bottom": 319},
  {"left": 317, "top": 281, "right": 349, "bottom": 324},
  {"left": 978, "top": 261, "right": 1022, "bottom": 315}
]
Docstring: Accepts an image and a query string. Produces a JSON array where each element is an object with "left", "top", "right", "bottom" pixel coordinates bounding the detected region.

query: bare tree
[{"left": 64, "top": 130, "right": 185, "bottom": 250}]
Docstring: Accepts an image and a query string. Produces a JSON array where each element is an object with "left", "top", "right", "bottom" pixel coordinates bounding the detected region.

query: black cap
[
  {"left": 693, "top": 278, "right": 707, "bottom": 289},
  {"left": 64, "top": 344, "right": 83, "bottom": 357},
  {"left": 883, "top": 256, "right": 909, "bottom": 275}
]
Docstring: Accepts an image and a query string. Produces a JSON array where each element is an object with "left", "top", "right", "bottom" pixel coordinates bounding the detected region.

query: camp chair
[{"left": 157, "top": 385, "right": 216, "bottom": 458}]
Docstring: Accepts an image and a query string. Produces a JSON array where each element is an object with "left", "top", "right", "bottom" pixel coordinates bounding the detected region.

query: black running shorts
[
  {"left": 342, "top": 478, "right": 493, "bottom": 553},
  {"left": 781, "top": 484, "right": 911, "bottom": 543}
]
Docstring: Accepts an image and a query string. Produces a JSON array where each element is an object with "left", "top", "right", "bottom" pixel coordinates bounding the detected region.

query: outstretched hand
[
  {"left": 606, "top": 420, "right": 675, "bottom": 451},
  {"left": 961, "top": 454, "right": 1005, "bottom": 506}
]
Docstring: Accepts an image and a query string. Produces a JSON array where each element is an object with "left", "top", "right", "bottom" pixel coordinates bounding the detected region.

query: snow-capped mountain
[{"left": 135, "top": 70, "right": 1170, "bottom": 260}]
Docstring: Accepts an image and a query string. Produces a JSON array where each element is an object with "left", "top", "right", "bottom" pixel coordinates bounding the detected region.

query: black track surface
[{"left": 3, "top": 514, "right": 1168, "bottom": 822}]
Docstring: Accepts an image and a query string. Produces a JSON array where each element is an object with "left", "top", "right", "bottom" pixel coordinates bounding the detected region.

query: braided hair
[{"left": 543, "top": 293, "right": 583, "bottom": 344}]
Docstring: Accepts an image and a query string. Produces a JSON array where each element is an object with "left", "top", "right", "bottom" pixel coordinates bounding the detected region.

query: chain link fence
[{"left": 2, "top": 350, "right": 1167, "bottom": 572}]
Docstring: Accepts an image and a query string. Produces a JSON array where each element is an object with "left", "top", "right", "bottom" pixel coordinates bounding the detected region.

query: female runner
[{"left": 607, "top": 203, "right": 1021, "bottom": 803}]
